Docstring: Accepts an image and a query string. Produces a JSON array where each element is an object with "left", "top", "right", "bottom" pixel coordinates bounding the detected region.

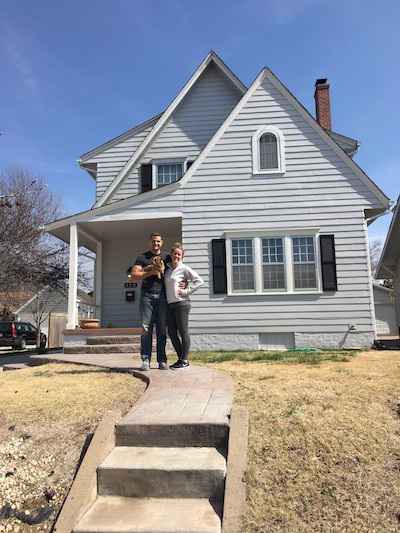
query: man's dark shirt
[{"left": 134, "top": 251, "right": 171, "bottom": 293}]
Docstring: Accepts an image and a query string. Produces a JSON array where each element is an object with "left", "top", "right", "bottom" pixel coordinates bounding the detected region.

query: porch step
[
  {"left": 87, "top": 335, "right": 141, "bottom": 345},
  {"left": 64, "top": 344, "right": 140, "bottom": 355},
  {"left": 73, "top": 496, "right": 222, "bottom": 533},
  {"left": 98, "top": 446, "right": 226, "bottom": 499},
  {"left": 116, "top": 422, "right": 229, "bottom": 448}
]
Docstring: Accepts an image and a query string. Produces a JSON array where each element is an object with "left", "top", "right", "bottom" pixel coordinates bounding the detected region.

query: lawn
[{"left": 0, "top": 349, "right": 399, "bottom": 532}]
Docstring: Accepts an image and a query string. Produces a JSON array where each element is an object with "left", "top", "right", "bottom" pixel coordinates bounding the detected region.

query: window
[
  {"left": 226, "top": 232, "right": 319, "bottom": 294},
  {"left": 140, "top": 160, "right": 194, "bottom": 192},
  {"left": 157, "top": 163, "right": 183, "bottom": 187},
  {"left": 232, "top": 239, "right": 255, "bottom": 291},
  {"left": 252, "top": 126, "right": 285, "bottom": 175},
  {"left": 292, "top": 237, "right": 317, "bottom": 289},
  {"left": 262, "top": 238, "right": 285, "bottom": 290}
]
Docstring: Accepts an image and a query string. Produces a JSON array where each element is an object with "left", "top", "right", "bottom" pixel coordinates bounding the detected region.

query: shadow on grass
[{"left": 190, "top": 349, "right": 358, "bottom": 366}]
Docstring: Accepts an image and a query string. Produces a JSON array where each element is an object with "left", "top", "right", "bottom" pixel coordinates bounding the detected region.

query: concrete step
[
  {"left": 64, "top": 344, "right": 140, "bottom": 355},
  {"left": 2, "top": 363, "right": 30, "bottom": 371},
  {"left": 87, "top": 335, "right": 141, "bottom": 345},
  {"left": 98, "top": 446, "right": 226, "bottom": 499},
  {"left": 73, "top": 496, "right": 222, "bottom": 533},
  {"left": 116, "top": 422, "right": 229, "bottom": 448}
]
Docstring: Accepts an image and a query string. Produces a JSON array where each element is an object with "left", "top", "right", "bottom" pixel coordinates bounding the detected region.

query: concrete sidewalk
[
  {"left": 32, "top": 352, "right": 243, "bottom": 533},
  {"left": 29, "top": 351, "right": 234, "bottom": 438}
]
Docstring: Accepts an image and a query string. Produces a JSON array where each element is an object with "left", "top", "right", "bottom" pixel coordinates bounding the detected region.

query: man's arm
[{"left": 130, "top": 264, "right": 156, "bottom": 281}]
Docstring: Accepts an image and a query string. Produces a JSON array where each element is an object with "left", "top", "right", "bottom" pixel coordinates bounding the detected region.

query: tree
[{"left": 0, "top": 168, "right": 92, "bottom": 344}]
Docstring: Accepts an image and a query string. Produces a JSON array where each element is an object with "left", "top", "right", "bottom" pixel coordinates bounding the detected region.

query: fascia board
[
  {"left": 78, "top": 114, "right": 162, "bottom": 164},
  {"left": 177, "top": 68, "right": 272, "bottom": 188},
  {"left": 262, "top": 68, "right": 390, "bottom": 208},
  {"left": 93, "top": 51, "right": 247, "bottom": 208},
  {"left": 176, "top": 67, "right": 390, "bottom": 209},
  {"left": 44, "top": 180, "right": 181, "bottom": 232},
  {"left": 376, "top": 197, "right": 400, "bottom": 276}
]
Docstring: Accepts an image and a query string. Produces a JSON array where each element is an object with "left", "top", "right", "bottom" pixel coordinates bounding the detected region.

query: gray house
[{"left": 46, "top": 51, "right": 390, "bottom": 350}]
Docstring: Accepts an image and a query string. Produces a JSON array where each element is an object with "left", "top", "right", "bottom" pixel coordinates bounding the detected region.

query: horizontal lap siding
[
  {"left": 179, "top": 76, "right": 376, "bottom": 335},
  {"left": 144, "top": 64, "right": 242, "bottom": 160},
  {"left": 91, "top": 127, "right": 154, "bottom": 201}
]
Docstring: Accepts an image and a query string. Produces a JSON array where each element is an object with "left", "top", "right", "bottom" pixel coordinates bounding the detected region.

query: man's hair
[{"left": 150, "top": 232, "right": 163, "bottom": 240}]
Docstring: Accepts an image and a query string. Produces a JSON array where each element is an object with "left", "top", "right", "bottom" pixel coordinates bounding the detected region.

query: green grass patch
[{"left": 190, "top": 349, "right": 358, "bottom": 366}]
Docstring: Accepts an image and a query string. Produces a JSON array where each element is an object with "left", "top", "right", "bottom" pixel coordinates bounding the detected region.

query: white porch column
[
  {"left": 94, "top": 241, "right": 102, "bottom": 321},
  {"left": 67, "top": 222, "right": 79, "bottom": 329}
]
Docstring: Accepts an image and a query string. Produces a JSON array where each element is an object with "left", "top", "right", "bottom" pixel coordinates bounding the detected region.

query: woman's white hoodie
[{"left": 164, "top": 262, "right": 204, "bottom": 304}]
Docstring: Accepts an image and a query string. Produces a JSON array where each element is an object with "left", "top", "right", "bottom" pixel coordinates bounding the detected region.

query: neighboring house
[
  {"left": 376, "top": 197, "right": 400, "bottom": 337},
  {"left": 45, "top": 51, "right": 390, "bottom": 350},
  {"left": 372, "top": 282, "right": 396, "bottom": 335},
  {"left": 15, "top": 287, "right": 94, "bottom": 337}
]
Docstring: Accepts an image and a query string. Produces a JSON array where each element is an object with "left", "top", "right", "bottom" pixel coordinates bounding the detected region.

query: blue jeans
[{"left": 139, "top": 291, "right": 167, "bottom": 363}]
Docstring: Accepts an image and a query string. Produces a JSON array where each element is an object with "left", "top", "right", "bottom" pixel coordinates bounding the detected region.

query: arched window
[{"left": 252, "top": 126, "right": 285, "bottom": 174}]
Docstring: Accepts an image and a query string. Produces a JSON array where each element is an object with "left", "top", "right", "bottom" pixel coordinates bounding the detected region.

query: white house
[
  {"left": 45, "top": 51, "right": 390, "bottom": 350},
  {"left": 372, "top": 282, "right": 396, "bottom": 336},
  {"left": 376, "top": 197, "right": 400, "bottom": 337}
]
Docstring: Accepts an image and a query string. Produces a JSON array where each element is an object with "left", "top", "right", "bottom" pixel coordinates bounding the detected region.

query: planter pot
[{"left": 79, "top": 319, "right": 100, "bottom": 329}]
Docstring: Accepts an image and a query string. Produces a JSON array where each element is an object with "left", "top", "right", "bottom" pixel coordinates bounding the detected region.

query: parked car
[{"left": 0, "top": 321, "right": 47, "bottom": 350}]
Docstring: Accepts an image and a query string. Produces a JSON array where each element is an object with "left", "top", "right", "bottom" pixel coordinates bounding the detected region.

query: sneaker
[
  {"left": 140, "top": 359, "right": 150, "bottom": 371},
  {"left": 171, "top": 360, "right": 190, "bottom": 369},
  {"left": 158, "top": 362, "right": 169, "bottom": 370}
]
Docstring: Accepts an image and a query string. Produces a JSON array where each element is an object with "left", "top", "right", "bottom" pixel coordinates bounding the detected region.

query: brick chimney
[{"left": 314, "top": 78, "right": 332, "bottom": 130}]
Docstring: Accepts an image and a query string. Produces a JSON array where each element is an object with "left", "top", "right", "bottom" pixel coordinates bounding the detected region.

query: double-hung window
[{"left": 226, "top": 231, "right": 319, "bottom": 295}]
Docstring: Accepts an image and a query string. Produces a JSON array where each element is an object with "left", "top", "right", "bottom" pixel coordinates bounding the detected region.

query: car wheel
[
  {"left": 40, "top": 338, "right": 47, "bottom": 348},
  {"left": 18, "top": 337, "right": 27, "bottom": 350}
]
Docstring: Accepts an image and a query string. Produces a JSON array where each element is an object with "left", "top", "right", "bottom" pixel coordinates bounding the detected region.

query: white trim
[
  {"left": 252, "top": 125, "right": 286, "bottom": 175},
  {"left": 67, "top": 223, "right": 79, "bottom": 329},
  {"left": 93, "top": 51, "right": 247, "bottom": 208}
]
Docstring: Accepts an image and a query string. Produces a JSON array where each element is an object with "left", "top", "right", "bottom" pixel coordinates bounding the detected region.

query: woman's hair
[{"left": 171, "top": 242, "right": 184, "bottom": 254}]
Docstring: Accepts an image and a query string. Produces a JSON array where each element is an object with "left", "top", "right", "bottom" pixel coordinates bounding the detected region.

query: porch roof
[{"left": 45, "top": 210, "right": 183, "bottom": 252}]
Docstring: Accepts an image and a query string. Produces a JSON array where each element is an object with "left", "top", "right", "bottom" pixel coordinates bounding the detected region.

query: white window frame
[
  {"left": 225, "top": 229, "right": 322, "bottom": 296},
  {"left": 151, "top": 158, "right": 191, "bottom": 188},
  {"left": 252, "top": 125, "right": 286, "bottom": 175}
]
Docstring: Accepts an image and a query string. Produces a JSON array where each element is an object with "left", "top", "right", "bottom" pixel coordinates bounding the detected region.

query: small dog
[{"left": 142, "top": 256, "right": 165, "bottom": 279}]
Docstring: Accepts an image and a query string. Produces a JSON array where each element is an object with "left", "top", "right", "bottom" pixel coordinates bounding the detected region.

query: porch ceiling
[{"left": 47, "top": 216, "right": 182, "bottom": 252}]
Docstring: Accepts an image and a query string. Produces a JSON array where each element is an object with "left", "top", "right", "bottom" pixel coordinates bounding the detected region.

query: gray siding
[
  {"left": 175, "top": 76, "right": 378, "bottom": 341},
  {"left": 111, "top": 64, "right": 243, "bottom": 204}
]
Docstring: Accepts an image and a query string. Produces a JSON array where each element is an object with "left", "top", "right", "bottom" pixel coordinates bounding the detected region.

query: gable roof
[
  {"left": 176, "top": 66, "right": 390, "bottom": 210},
  {"left": 45, "top": 54, "right": 391, "bottom": 248},
  {"left": 78, "top": 113, "right": 163, "bottom": 180},
  {"left": 376, "top": 196, "right": 400, "bottom": 279},
  {"left": 93, "top": 51, "right": 247, "bottom": 208}
]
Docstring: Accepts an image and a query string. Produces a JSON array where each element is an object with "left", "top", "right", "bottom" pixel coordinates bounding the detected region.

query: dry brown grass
[
  {"left": 0, "top": 363, "right": 146, "bottom": 532},
  {"left": 0, "top": 363, "right": 145, "bottom": 424},
  {"left": 207, "top": 350, "right": 400, "bottom": 533}
]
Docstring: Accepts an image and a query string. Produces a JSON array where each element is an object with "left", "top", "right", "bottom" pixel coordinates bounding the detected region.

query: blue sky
[{"left": 1, "top": 0, "right": 398, "bottom": 242}]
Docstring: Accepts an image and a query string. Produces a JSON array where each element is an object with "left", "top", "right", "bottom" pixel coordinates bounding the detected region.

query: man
[{"left": 131, "top": 233, "right": 170, "bottom": 371}]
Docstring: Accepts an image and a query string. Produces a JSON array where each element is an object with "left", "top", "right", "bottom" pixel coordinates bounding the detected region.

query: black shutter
[
  {"left": 140, "top": 164, "right": 152, "bottom": 193},
  {"left": 212, "top": 239, "right": 227, "bottom": 294},
  {"left": 186, "top": 161, "right": 194, "bottom": 170},
  {"left": 320, "top": 235, "right": 337, "bottom": 291}
]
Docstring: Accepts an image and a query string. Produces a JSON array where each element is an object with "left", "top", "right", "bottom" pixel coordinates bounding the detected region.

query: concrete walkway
[
  {"left": 29, "top": 352, "right": 234, "bottom": 431},
  {"left": 29, "top": 351, "right": 240, "bottom": 533}
]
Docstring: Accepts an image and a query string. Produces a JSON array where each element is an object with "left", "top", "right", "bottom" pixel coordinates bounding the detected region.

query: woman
[{"left": 164, "top": 243, "right": 204, "bottom": 369}]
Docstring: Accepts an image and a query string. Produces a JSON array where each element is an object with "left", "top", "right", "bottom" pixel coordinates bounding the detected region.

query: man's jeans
[{"left": 139, "top": 291, "right": 167, "bottom": 363}]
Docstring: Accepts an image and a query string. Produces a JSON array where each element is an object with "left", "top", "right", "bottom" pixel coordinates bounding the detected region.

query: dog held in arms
[{"left": 142, "top": 256, "right": 165, "bottom": 279}]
